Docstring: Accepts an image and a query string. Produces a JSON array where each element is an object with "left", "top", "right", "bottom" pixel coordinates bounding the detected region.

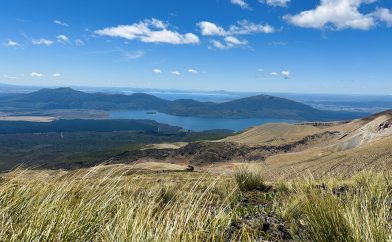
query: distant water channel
[{"left": 110, "top": 110, "right": 295, "bottom": 132}]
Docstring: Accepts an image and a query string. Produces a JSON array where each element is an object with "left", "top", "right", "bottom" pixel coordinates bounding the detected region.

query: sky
[{"left": 0, "top": 0, "right": 391, "bottom": 94}]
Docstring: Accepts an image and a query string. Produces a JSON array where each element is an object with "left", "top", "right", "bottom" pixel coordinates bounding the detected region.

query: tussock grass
[
  {"left": 281, "top": 171, "right": 392, "bottom": 242},
  {"left": 234, "top": 163, "right": 265, "bottom": 192},
  {"left": 1, "top": 165, "right": 392, "bottom": 241},
  {"left": 0, "top": 166, "right": 237, "bottom": 241}
]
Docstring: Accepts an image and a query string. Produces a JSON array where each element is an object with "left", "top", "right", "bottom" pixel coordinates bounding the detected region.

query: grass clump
[
  {"left": 234, "top": 163, "right": 265, "bottom": 192},
  {"left": 281, "top": 171, "right": 392, "bottom": 242},
  {"left": 0, "top": 165, "right": 237, "bottom": 242}
]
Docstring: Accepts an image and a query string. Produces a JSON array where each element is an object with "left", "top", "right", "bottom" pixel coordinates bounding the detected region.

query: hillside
[
  {"left": 0, "top": 87, "right": 365, "bottom": 121},
  {"left": 110, "top": 110, "right": 392, "bottom": 179}
]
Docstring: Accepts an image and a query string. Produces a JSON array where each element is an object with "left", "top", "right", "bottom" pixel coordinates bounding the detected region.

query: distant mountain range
[{"left": 0, "top": 87, "right": 366, "bottom": 121}]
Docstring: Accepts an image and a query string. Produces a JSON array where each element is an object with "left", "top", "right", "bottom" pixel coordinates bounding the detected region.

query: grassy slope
[
  {"left": 1, "top": 164, "right": 391, "bottom": 241},
  {"left": 219, "top": 111, "right": 392, "bottom": 180},
  {"left": 223, "top": 123, "right": 324, "bottom": 146}
]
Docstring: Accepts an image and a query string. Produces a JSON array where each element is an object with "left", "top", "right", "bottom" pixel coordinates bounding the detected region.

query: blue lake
[{"left": 110, "top": 110, "right": 295, "bottom": 132}]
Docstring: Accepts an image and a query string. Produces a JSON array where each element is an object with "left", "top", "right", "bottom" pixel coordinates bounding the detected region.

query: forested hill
[{"left": 0, "top": 87, "right": 366, "bottom": 121}]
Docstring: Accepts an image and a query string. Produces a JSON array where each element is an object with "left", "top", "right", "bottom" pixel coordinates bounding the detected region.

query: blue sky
[{"left": 0, "top": 0, "right": 391, "bottom": 94}]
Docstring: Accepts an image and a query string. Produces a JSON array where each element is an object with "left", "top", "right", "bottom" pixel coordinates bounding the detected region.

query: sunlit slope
[
  {"left": 223, "top": 123, "right": 327, "bottom": 146},
  {"left": 263, "top": 135, "right": 392, "bottom": 179},
  {"left": 224, "top": 110, "right": 392, "bottom": 149},
  {"left": 222, "top": 110, "right": 392, "bottom": 179}
]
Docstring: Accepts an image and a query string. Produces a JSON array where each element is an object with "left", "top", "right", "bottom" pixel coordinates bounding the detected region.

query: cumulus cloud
[
  {"left": 200, "top": 20, "right": 274, "bottom": 50},
  {"left": 95, "top": 18, "right": 200, "bottom": 45},
  {"left": 373, "top": 8, "right": 392, "bottom": 26},
  {"left": 260, "top": 0, "right": 290, "bottom": 7},
  {"left": 198, "top": 22, "right": 226, "bottom": 36},
  {"left": 230, "top": 0, "right": 249, "bottom": 9},
  {"left": 53, "top": 73, "right": 61, "bottom": 77},
  {"left": 75, "top": 39, "right": 85, "bottom": 46},
  {"left": 153, "top": 69, "right": 162, "bottom": 74},
  {"left": 188, "top": 69, "right": 198, "bottom": 74},
  {"left": 32, "top": 38, "right": 53, "bottom": 46},
  {"left": 270, "top": 72, "right": 278, "bottom": 76},
  {"left": 282, "top": 70, "right": 290, "bottom": 79},
  {"left": 4, "top": 40, "right": 19, "bottom": 47},
  {"left": 31, "top": 72, "right": 44, "bottom": 78},
  {"left": 57, "top": 35, "right": 69, "bottom": 43},
  {"left": 198, "top": 20, "right": 274, "bottom": 36},
  {"left": 54, "top": 20, "right": 68, "bottom": 27},
  {"left": 171, "top": 71, "right": 181, "bottom": 76},
  {"left": 284, "top": 0, "right": 388, "bottom": 30}
]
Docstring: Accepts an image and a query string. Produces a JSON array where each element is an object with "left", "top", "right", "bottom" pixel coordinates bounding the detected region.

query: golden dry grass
[
  {"left": 1, "top": 164, "right": 392, "bottom": 241},
  {"left": 0, "top": 166, "right": 237, "bottom": 241},
  {"left": 223, "top": 123, "right": 324, "bottom": 146}
]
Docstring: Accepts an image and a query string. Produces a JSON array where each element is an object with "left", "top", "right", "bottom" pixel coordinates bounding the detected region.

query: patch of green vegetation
[{"left": 0, "top": 130, "right": 231, "bottom": 171}]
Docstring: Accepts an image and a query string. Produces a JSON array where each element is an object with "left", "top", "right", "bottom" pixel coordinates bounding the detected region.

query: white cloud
[
  {"left": 57, "top": 35, "right": 69, "bottom": 43},
  {"left": 270, "top": 72, "right": 278, "bottom": 76},
  {"left": 153, "top": 69, "right": 162, "bottom": 74},
  {"left": 200, "top": 20, "right": 274, "bottom": 50},
  {"left": 260, "top": 0, "right": 290, "bottom": 7},
  {"left": 31, "top": 72, "right": 44, "bottom": 78},
  {"left": 198, "top": 20, "right": 274, "bottom": 36},
  {"left": 230, "top": 0, "right": 249, "bottom": 9},
  {"left": 32, "top": 38, "right": 53, "bottom": 46},
  {"left": 197, "top": 22, "right": 227, "bottom": 36},
  {"left": 210, "top": 36, "right": 247, "bottom": 50},
  {"left": 53, "top": 73, "right": 61, "bottom": 77},
  {"left": 123, "top": 50, "right": 145, "bottom": 59},
  {"left": 5, "top": 40, "right": 19, "bottom": 47},
  {"left": 140, "top": 31, "right": 199, "bottom": 44},
  {"left": 171, "top": 71, "right": 181, "bottom": 76},
  {"left": 75, "top": 39, "right": 85, "bottom": 46},
  {"left": 228, "top": 20, "right": 275, "bottom": 34},
  {"left": 188, "top": 69, "right": 198, "bottom": 74},
  {"left": 284, "top": 0, "right": 378, "bottom": 30},
  {"left": 224, "top": 36, "right": 248, "bottom": 46},
  {"left": 282, "top": 70, "right": 291, "bottom": 79},
  {"left": 373, "top": 8, "right": 392, "bottom": 26},
  {"left": 211, "top": 40, "right": 227, "bottom": 49},
  {"left": 257, "top": 68, "right": 264, "bottom": 72},
  {"left": 95, "top": 18, "right": 200, "bottom": 45},
  {"left": 54, "top": 20, "right": 68, "bottom": 27}
]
